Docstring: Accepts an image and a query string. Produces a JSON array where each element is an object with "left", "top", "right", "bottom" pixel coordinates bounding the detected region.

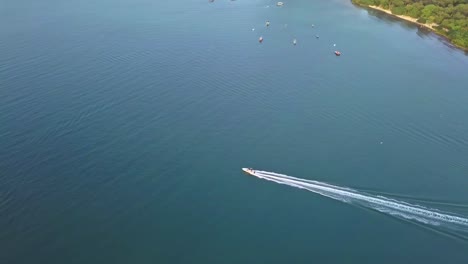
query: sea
[{"left": 1, "top": 0, "right": 468, "bottom": 263}]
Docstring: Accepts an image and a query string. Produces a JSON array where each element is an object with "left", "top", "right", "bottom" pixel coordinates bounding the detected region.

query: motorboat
[
  {"left": 259, "top": 36, "right": 263, "bottom": 43},
  {"left": 277, "top": 2, "right": 284, "bottom": 6},
  {"left": 293, "top": 38, "right": 297, "bottom": 45},
  {"left": 334, "top": 51, "right": 341, "bottom": 56},
  {"left": 242, "top": 168, "right": 255, "bottom": 176}
]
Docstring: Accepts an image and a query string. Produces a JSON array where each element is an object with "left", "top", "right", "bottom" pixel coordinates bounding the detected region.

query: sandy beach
[
  {"left": 368, "top": 5, "right": 438, "bottom": 30},
  {"left": 362, "top": 4, "right": 468, "bottom": 51}
]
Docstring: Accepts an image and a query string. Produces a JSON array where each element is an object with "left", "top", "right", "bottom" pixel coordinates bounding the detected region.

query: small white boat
[
  {"left": 242, "top": 168, "right": 255, "bottom": 176},
  {"left": 276, "top": 2, "right": 284, "bottom": 6},
  {"left": 293, "top": 39, "right": 297, "bottom": 45}
]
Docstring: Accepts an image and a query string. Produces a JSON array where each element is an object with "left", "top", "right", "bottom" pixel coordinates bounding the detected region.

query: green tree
[
  {"left": 380, "top": 0, "right": 390, "bottom": 8},
  {"left": 421, "top": 4, "right": 438, "bottom": 19},
  {"left": 392, "top": 0, "right": 405, "bottom": 8},
  {"left": 352, "top": 0, "right": 468, "bottom": 49},
  {"left": 406, "top": 4, "right": 422, "bottom": 17},
  {"left": 392, "top": 6, "right": 407, "bottom": 14}
]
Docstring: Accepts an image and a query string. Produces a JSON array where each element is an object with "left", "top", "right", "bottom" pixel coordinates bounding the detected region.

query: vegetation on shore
[{"left": 352, "top": 0, "right": 468, "bottom": 50}]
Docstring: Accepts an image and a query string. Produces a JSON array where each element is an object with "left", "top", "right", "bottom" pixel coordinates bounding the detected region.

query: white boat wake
[{"left": 251, "top": 170, "right": 468, "bottom": 234}]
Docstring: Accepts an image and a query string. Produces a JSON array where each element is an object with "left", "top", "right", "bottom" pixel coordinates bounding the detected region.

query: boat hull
[{"left": 242, "top": 168, "right": 255, "bottom": 176}]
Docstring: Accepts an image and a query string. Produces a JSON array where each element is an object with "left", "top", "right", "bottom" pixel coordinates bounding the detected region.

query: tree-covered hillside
[{"left": 352, "top": 0, "right": 468, "bottom": 49}]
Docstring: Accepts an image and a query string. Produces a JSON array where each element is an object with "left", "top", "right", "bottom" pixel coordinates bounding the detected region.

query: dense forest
[{"left": 352, "top": 0, "right": 468, "bottom": 49}]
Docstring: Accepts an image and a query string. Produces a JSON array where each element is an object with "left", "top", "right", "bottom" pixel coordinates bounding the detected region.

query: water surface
[{"left": 1, "top": 0, "right": 468, "bottom": 263}]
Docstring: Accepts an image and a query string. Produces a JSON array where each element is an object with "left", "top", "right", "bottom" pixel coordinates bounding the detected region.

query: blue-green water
[{"left": 1, "top": 0, "right": 468, "bottom": 263}]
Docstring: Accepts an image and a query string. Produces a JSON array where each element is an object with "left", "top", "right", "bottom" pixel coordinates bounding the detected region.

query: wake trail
[
  {"left": 348, "top": 187, "right": 468, "bottom": 209},
  {"left": 251, "top": 170, "right": 468, "bottom": 233}
]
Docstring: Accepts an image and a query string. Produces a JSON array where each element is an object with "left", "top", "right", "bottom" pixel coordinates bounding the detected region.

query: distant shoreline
[
  {"left": 353, "top": 3, "right": 468, "bottom": 52},
  {"left": 367, "top": 5, "right": 437, "bottom": 30}
]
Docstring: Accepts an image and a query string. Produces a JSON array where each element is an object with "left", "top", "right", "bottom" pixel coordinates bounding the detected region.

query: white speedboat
[
  {"left": 242, "top": 168, "right": 255, "bottom": 176},
  {"left": 276, "top": 2, "right": 284, "bottom": 6}
]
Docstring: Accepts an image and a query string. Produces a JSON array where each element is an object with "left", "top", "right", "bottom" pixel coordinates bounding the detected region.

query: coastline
[
  {"left": 367, "top": 5, "right": 437, "bottom": 30},
  {"left": 354, "top": 3, "right": 468, "bottom": 52}
]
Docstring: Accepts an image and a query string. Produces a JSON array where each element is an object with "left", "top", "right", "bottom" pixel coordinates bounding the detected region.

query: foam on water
[{"left": 252, "top": 170, "right": 468, "bottom": 232}]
